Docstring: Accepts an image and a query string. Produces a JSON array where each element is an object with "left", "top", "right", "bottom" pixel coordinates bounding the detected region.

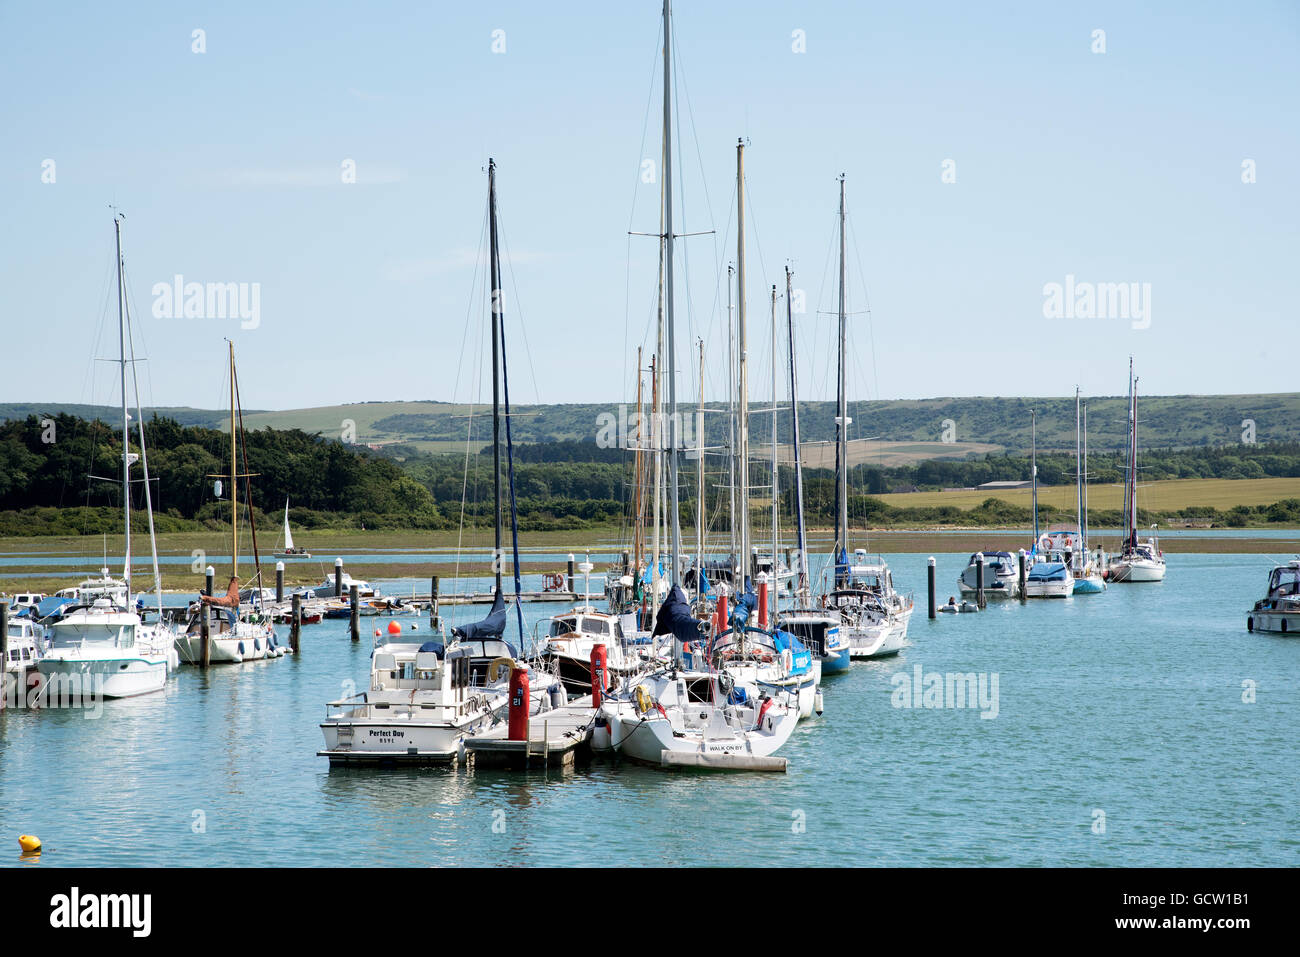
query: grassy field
[{"left": 874, "top": 476, "right": 1299, "bottom": 511}]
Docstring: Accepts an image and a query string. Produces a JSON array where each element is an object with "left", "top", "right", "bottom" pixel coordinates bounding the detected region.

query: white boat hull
[
  {"left": 1025, "top": 579, "right": 1075, "bottom": 599},
  {"left": 1108, "top": 560, "right": 1166, "bottom": 583},
  {"left": 606, "top": 702, "right": 798, "bottom": 767},
  {"left": 36, "top": 654, "right": 168, "bottom": 698},
  {"left": 847, "top": 606, "right": 911, "bottom": 659}
]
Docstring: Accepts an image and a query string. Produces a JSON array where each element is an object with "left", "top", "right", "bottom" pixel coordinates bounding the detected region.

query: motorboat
[
  {"left": 1024, "top": 549, "right": 1075, "bottom": 598},
  {"left": 958, "top": 551, "right": 1021, "bottom": 599},
  {"left": 1246, "top": 559, "right": 1300, "bottom": 635},
  {"left": 37, "top": 599, "right": 174, "bottom": 698}
]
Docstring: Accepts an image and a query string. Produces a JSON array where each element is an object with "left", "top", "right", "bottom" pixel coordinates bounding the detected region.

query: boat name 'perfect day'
[{"left": 151, "top": 275, "right": 260, "bottom": 329}]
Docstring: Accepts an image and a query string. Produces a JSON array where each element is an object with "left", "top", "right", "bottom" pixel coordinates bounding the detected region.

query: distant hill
[
  {"left": 0, "top": 403, "right": 237, "bottom": 429},
  {"left": 6, "top": 394, "right": 1297, "bottom": 461}
]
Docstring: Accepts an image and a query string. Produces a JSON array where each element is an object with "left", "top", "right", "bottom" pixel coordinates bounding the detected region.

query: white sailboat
[
  {"left": 1107, "top": 360, "right": 1167, "bottom": 583},
  {"left": 37, "top": 215, "right": 177, "bottom": 698},
  {"left": 1024, "top": 409, "right": 1075, "bottom": 598},
  {"left": 176, "top": 342, "right": 282, "bottom": 665},
  {"left": 277, "top": 498, "right": 310, "bottom": 557},
  {"left": 823, "top": 174, "right": 912, "bottom": 653},
  {"left": 1071, "top": 389, "right": 1106, "bottom": 593}
]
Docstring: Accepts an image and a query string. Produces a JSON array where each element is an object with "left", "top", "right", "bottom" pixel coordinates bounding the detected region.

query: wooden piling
[
  {"left": 200, "top": 600, "right": 211, "bottom": 669},
  {"left": 927, "top": 557, "right": 936, "bottom": 620},
  {"left": 334, "top": 557, "right": 344, "bottom": 598},
  {"left": 1018, "top": 549, "right": 1028, "bottom": 603},
  {"left": 430, "top": 575, "right": 440, "bottom": 630},
  {"left": 275, "top": 561, "right": 284, "bottom": 603},
  {"left": 205, "top": 565, "right": 215, "bottom": 600},
  {"left": 290, "top": 593, "right": 301, "bottom": 653},
  {"left": 566, "top": 554, "right": 575, "bottom": 594},
  {"left": 349, "top": 583, "right": 359, "bottom": 642},
  {"left": 975, "top": 552, "right": 986, "bottom": 610}
]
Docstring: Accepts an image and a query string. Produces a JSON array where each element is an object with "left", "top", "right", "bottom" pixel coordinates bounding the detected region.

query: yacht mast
[
  {"left": 662, "top": 0, "right": 682, "bottom": 586},
  {"left": 229, "top": 340, "right": 237, "bottom": 581},
  {"left": 1083, "top": 403, "right": 1090, "bottom": 551},
  {"left": 835, "top": 174, "right": 849, "bottom": 583},
  {"left": 735, "top": 139, "right": 749, "bottom": 598},
  {"left": 1075, "top": 387, "right": 1083, "bottom": 559},
  {"left": 786, "top": 266, "right": 809, "bottom": 601},
  {"left": 114, "top": 215, "right": 132, "bottom": 596},
  {"left": 770, "top": 283, "right": 779, "bottom": 600},
  {"left": 488, "top": 158, "right": 504, "bottom": 595},
  {"left": 696, "top": 338, "right": 705, "bottom": 595},
  {"left": 1030, "top": 408, "right": 1039, "bottom": 549},
  {"left": 726, "top": 264, "right": 736, "bottom": 578}
]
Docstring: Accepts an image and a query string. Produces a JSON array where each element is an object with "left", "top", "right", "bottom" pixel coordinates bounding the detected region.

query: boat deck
[{"left": 463, "top": 702, "right": 595, "bottom": 769}]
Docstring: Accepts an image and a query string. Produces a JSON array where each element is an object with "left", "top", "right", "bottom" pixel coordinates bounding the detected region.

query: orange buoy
[
  {"left": 373, "top": 628, "right": 381, "bottom": 637},
  {"left": 387, "top": 620, "right": 402, "bottom": 636}
]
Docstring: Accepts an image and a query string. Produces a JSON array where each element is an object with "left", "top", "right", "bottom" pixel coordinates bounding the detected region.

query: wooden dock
[{"left": 463, "top": 702, "right": 595, "bottom": 770}]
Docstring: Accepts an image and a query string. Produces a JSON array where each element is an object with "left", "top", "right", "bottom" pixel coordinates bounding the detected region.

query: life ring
[
  {"left": 487, "top": 656, "right": 515, "bottom": 683},
  {"left": 634, "top": 684, "right": 653, "bottom": 714}
]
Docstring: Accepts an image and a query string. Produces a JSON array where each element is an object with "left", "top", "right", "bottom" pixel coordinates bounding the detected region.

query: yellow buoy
[{"left": 18, "top": 834, "right": 41, "bottom": 853}]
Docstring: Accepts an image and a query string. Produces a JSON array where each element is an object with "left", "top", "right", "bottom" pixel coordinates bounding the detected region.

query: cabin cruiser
[
  {"left": 1024, "top": 549, "right": 1075, "bottom": 598},
  {"left": 958, "top": 551, "right": 1021, "bottom": 599},
  {"left": 318, "top": 629, "right": 564, "bottom": 765},
  {"left": 4, "top": 615, "right": 47, "bottom": 704},
  {"left": 538, "top": 606, "right": 642, "bottom": 695},
  {"left": 1246, "top": 559, "right": 1300, "bottom": 635},
  {"left": 36, "top": 598, "right": 176, "bottom": 698},
  {"left": 8, "top": 592, "right": 47, "bottom": 613},
  {"left": 777, "top": 607, "right": 849, "bottom": 674},
  {"left": 315, "top": 573, "right": 379, "bottom": 600},
  {"left": 54, "top": 568, "right": 129, "bottom": 606}
]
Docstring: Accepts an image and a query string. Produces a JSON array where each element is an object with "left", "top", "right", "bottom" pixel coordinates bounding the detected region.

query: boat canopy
[
  {"left": 771, "top": 629, "right": 814, "bottom": 676},
  {"left": 33, "top": 595, "right": 78, "bottom": 620},
  {"left": 452, "top": 588, "right": 507, "bottom": 642},
  {"left": 728, "top": 587, "right": 758, "bottom": 632}
]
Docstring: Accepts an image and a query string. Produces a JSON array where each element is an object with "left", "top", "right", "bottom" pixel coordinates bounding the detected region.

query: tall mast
[
  {"left": 229, "top": 340, "right": 237, "bottom": 580},
  {"left": 696, "top": 338, "right": 705, "bottom": 595},
  {"left": 1082, "top": 403, "right": 1090, "bottom": 551},
  {"left": 114, "top": 215, "right": 131, "bottom": 595},
  {"left": 1131, "top": 373, "right": 1141, "bottom": 549},
  {"left": 650, "top": 353, "right": 660, "bottom": 601},
  {"left": 1075, "top": 387, "right": 1083, "bottom": 562},
  {"left": 662, "top": 0, "right": 682, "bottom": 585},
  {"left": 786, "top": 266, "right": 809, "bottom": 601},
  {"left": 488, "top": 158, "right": 504, "bottom": 594},
  {"left": 835, "top": 174, "right": 849, "bottom": 582},
  {"left": 1030, "top": 408, "right": 1039, "bottom": 549},
  {"left": 1124, "top": 358, "right": 1136, "bottom": 551},
  {"left": 726, "top": 264, "right": 736, "bottom": 576},
  {"left": 735, "top": 138, "right": 749, "bottom": 597},
  {"left": 770, "top": 283, "right": 779, "bottom": 599},
  {"left": 633, "top": 346, "right": 644, "bottom": 586}
]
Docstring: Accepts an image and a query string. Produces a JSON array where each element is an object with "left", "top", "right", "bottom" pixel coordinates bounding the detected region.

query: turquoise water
[{"left": 2, "top": 551, "right": 1295, "bottom": 867}]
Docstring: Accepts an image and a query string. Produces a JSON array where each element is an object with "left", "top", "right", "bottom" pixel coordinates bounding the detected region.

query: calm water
[{"left": 2, "top": 551, "right": 1296, "bottom": 867}]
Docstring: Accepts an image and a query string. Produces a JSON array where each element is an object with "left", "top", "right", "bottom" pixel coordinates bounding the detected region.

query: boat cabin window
[
  {"left": 580, "top": 617, "right": 611, "bottom": 636},
  {"left": 550, "top": 617, "right": 577, "bottom": 637},
  {"left": 1270, "top": 568, "right": 1300, "bottom": 596}
]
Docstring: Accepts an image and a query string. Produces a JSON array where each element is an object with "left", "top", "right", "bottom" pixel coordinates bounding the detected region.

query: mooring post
[
  {"left": 430, "top": 575, "right": 440, "bottom": 630},
  {"left": 1, "top": 601, "right": 8, "bottom": 712},
  {"left": 334, "top": 557, "right": 344, "bottom": 598},
  {"left": 290, "top": 593, "right": 301, "bottom": 653},
  {"left": 1018, "top": 549, "right": 1028, "bottom": 603},
  {"left": 199, "top": 598, "right": 211, "bottom": 669},
  {"left": 349, "top": 583, "right": 360, "bottom": 642},
  {"left": 275, "top": 561, "right": 284, "bottom": 603},
  {"left": 927, "top": 557, "right": 936, "bottom": 620},
  {"left": 566, "top": 554, "right": 576, "bottom": 594},
  {"left": 205, "top": 564, "right": 215, "bottom": 600},
  {"left": 975, "top": 552, "right": 986, "bottom": 610}
]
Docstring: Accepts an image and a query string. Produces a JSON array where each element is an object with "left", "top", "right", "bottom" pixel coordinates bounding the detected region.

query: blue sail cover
[
  {"left": 772, "top": 629, "right": 814, "bottom": 676},
  {"left": 639, "top": 561, "right": 667, "bottom": 585},
  {"left": 652, "top": 585, "right": 704, "bottom": 644},
  {"left": 835, "top": 546, "right": 849, "bottom": 584},
  {"left": 452, "top": 588, "right": 507, "bottom": 641},
  {"left": 728, "top": 587, "right": 758, "bottom": 632}
]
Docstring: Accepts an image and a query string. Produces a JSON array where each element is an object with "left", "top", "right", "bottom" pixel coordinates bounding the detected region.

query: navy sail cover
[
  {"left": 452, "top": 588, "right": 507, "bottom": 641},
  {"left": 652, "top": 585, "right": 705, "bottom": 644}
]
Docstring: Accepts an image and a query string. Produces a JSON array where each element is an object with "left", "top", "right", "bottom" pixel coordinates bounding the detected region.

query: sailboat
[
  {"left": 319, "top": 159, "right": 562, "bottom": 765},
  {"left": 37, "top": 215, "right": 178, "bottom": 698},
  {"left": 775, "top": 266, "right": 849, "bottom": 674},
  {"left": 1070, "top": 389, "right": 1106, "bottom": 593},
  {"left": 1025, "top": 409, "right": 1075, "bottom": 598},
  {"left": 598, "top": 4, "right": 799, "bottom": 769},
  {"left": 1107, "top": 360, "right": 1167, "bottom": 583},
  {"left": 276, "top": 499, "right": 310, "bottom": 557},
  {"left": 820, "top": 175, "right": 912, "bottom": 656},
  {"left": 176, "top": 342, "right": 283, "bottom": 665}
]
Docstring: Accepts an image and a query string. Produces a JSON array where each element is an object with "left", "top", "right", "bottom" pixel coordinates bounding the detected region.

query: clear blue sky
[{"left": 3, "top": 1, "right": 1297, "bottom": 417}]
